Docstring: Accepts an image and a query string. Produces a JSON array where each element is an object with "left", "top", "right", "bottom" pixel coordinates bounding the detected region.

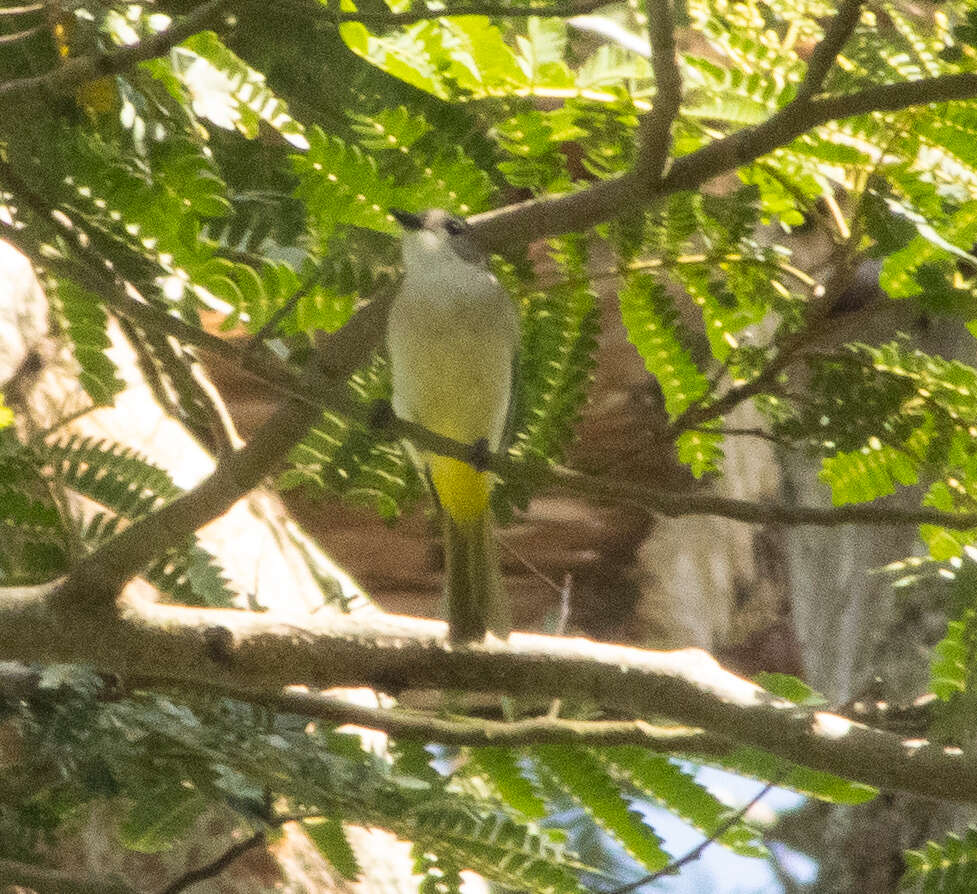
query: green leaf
[
  {"left": 534, "top": 745, "right": 668, "bottom": 872},
  {"left": 601, "top": 749, "right": 765, "bottom": 858},
  {"left": 146, "top": 543, "right": 235, "bottom": 608},
  {"left": 293, "top": 127, "right": 395, "bottom": 248},
  {"left": 755, "top": 672, "right": 828, "bottom": 707},
  {"left": 468, "top": 747, "right": 547, "bottom": 820},
  {"left": 881, "top": 203, "right": 977, "bottom": 299},
  {"left": 283, "top": 392, "right": 425, "bottom": 522},
  {"left": 932, "top": 616, "right": 972, "bottom": 700},
  {"left": 40, "top": 436, "right": 180, "bottom": 517},
  {"left": 414, "top": 844, "right": 464, "bottom": 894},
  {"left": 507, "top": 237, "right": 599, "bottom": 474},
  {"left": 719, "top": 748, "right": 877, "bottom": 805},
  {"left": 173, "top": 32, "right": 308, "bottom": 148},
  {"left": 405, "top": 804, "right": 590, "bottom": 894},
  {"left": 304, "top": 817, "right": 361, "bottom": 880},
  {"left": 901, "top": 825, "right": 977, "bottom": 893},
  {"left": 819, "top": 442, "right": 918, "bottom": 505},
  {"left": 619, "top": 273, "right": 709, "bottom": 418},
  {"left": 442, "top": 17, "right": 525, "bottom": 92},
  {"left": 119, "top": 780, "right": 208, "bottom": 853},
  {"left": 676, "top": 428, "right": 724, "bottom": 479},
  {"left": 54, "top": 280, "right": 125, "bottom": 406}
]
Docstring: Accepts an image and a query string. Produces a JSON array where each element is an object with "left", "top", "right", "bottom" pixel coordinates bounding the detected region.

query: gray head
[{"left": 391, "top": 208, "right": 485, "bottom": 265}]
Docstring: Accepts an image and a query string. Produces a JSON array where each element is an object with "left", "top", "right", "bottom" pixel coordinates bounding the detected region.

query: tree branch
[
  {"left": 3, "top": 579, "right": 977, "bottom": 805},
  {"left": 545, "top": 464, "right": 977, "bottom": 529},
  {"left": 0, "top": 3, "right": 44, "bottom": 15},
  {"left": 165, "top": 681, "right": 727, "bottom": 752},
  {"left": 636, "top": 0, "right": 681, "bottom": 182},
  {"left": 155, "top": 830, "right": 265, "bottom": 894},
  {"left": 0, "top": 23, "right": 46, "bottom": 45},
  {"left": 468, "top": 72, "right": 977, "bottom": 251},
  {"left": 50, "top": 283, "right": 393, "bottom": 609},
  {"left": 793, "top": 0, "right": 863, "bottom": 103},
  {"left": 0, "top": 0, "right": 232, "bottom": 100}
]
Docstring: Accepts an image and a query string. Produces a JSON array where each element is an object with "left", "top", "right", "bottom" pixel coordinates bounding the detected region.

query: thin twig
[
  {"left": 144, "top": 680, "right": 725, "bottom": 751},
  {"left": 0, "top": 23, "right": 44, "bottom": 43},
  {"left": 794, "top": 0, "right": 864, "bottom": 103},
  {"left": 0, "top": 3, "right": 43, "bottom": 15},
  {"left": 603, "top": 778, "right": 781, "bottom": 894},
  {"left": 499, "top": 539, "right": 567, "bottom": 597},
  {"left": 0, "top": 0, "right": 232, "bottom": 100},
  {"left": 155, "top": 829, "right": 265, "bottom": 894},
  {"left": 246, "top": 261, "right": 325, "bottom": 351}
]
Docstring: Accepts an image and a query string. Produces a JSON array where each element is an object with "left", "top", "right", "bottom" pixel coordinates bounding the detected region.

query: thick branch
[
  {"left": 468, "top": 72, "right": 977, "bottom": 251},
  {"left": 51, "top": 287, "right": 392, "bottom": 608},
  {"left": 0, "top": 0, "right": 231, "bottom": 100},
  {"left": 3, "top": 580, "right": 977, "bottom": 804}
]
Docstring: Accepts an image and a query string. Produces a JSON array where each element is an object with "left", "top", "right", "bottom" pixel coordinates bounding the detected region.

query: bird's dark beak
[{"left": 390, "top": 208, "right": 424, "bottom": 231}]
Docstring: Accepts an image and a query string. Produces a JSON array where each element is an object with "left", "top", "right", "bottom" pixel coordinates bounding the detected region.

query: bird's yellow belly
[{"left": 388, "top": 295, "right": 515, "bottom": 526}]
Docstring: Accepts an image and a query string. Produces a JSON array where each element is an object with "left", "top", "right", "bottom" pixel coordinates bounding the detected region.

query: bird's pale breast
[{"left": 388, "top": 273, "right": 517, "bottom": 449}]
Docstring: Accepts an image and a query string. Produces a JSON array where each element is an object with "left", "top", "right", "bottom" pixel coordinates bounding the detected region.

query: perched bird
[{"left": 386, "top": 209, "right": 519, "bottom": 642}]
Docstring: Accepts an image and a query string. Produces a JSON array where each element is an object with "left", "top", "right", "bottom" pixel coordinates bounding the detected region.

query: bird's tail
[
  {"left": 429, "top": 454, "right": 508, "bottom": 642},
  {"left": 443, "top": 507, "right": 509, "bottom": 642}
]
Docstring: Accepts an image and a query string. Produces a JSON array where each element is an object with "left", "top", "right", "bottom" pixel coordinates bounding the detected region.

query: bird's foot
[{"left": 469, "top": 437, "right": 492, "bottom": 472}]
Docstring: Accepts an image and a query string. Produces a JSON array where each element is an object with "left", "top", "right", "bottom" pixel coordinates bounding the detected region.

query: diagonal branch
[
  {"left": 8, "top": 206, "right": 973, "bottom": 534},
  {"left": 155, "top": 830, "right": 265, "bottom": 894},
  {"left": 793, "top": 0, "right": 864, "bottom": 103},
  {"left": 0, "top": 0, "right": 232, "bottom": 101},
  {"left": 50, "top": 286, "right": 393, "bottom": 609},
  {"left": 468, "top": 71, "right": 977, "bottom": 251},
  {"left": 636, "top": 0, "right": 682, "bottom": 182},
  {"left": 2, "top": 578, "right": 976, "bottom": 804}
]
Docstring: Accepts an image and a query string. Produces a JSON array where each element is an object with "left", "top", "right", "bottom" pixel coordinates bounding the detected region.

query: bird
[{"left": 386, "top": 208, "right": 519, "bottom": 642}]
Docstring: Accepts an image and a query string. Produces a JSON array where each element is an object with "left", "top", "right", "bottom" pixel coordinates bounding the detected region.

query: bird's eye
[{"left": 444, "top": 217, "right": 465, "bottom": 235}]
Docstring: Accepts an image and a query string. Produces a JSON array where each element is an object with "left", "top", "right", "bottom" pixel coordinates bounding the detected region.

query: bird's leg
[
  {"left": 469, "top": 437, "right": 492, "bottom": 472},
  {"left": 367, "top": 398, "right": 396, "bottom": 433}
]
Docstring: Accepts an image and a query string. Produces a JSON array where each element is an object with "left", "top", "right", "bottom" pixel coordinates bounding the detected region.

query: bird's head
[{"left": 391, "top": 208, "right": 485, "bottom": 268}]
